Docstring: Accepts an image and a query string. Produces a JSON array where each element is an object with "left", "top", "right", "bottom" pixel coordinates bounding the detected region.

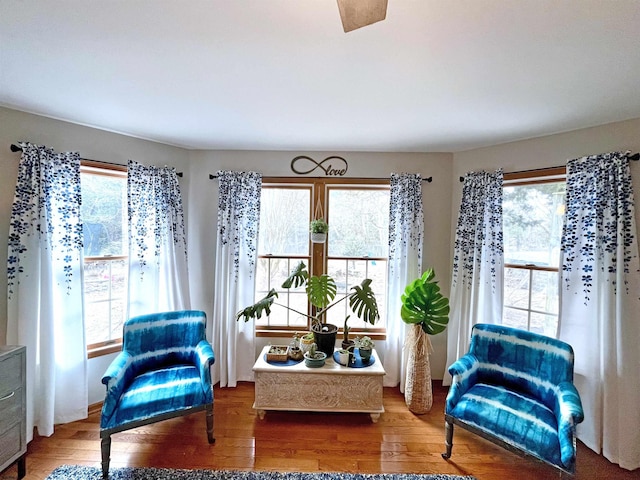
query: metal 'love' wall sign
[{"left": 291, "top": 155, "right": 348, "bottom": 176}]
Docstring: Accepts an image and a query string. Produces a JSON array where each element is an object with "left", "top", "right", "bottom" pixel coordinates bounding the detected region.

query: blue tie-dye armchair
[
  {"left": 99, "top": 310, "right": 215, "bottom": 477},
  {"left": 442, "top": 323, "right": 584, "bottom": 475}
]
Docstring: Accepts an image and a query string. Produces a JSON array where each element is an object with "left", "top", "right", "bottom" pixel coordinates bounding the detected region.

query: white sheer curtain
[
  {"left": 127, "top": 160, "right": 190, "bottom": 317},
  {"left": 559, "top": 152, "right": 640, "bottom": 470},
  {"left": 385, "top": 173, "right": 424, "bottom": 389},
  {"left": 212, "top": 171, "right": 261, "bottom": 387},
  {"left": 6, "top": 142, "right": 87, "bottom": 441},
  {"left": 443, "top": 170, "right": 504, "bottom": 385}
]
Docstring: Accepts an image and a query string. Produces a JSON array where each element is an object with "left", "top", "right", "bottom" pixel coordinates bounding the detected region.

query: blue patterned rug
[{"left": 46, "top": 465, "right": 477, "bottom": 480}]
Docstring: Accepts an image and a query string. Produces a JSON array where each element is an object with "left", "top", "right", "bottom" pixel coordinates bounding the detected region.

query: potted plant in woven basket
[
  {"left": 400, "top": 269, "right": 450, "bottom": 414},
  {"left": 310, "top": 218, "right": 329, "bottom": 243}
]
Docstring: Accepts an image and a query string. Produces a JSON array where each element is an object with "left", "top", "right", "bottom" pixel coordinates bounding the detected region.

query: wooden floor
[{"left": 1, "top": 383, "right": 638, "bottom": 480}]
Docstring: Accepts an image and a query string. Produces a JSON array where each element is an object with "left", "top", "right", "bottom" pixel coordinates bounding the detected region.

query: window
[
  {"left": 502, "top": 168, "right": 566, "bottom": 337},
  {"left": 256, "top": 184, "right": 312, "bottom": 330},
  {"left": 255, "top": 178, "right": 389, "bottom": 337},
  {"left": 80, "top": 162, "right": 128, "bottom": 355}
]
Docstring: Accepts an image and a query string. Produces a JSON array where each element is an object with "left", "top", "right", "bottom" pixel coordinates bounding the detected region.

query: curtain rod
[
  {"left": 10, "top": 144, "right": 183, "bottom": 177},
  {"left": 458, "top": 152, "right": 640, "bottom": 182},
  {"left": 208, "top": 173, "right": 433, "bottom": 182}
]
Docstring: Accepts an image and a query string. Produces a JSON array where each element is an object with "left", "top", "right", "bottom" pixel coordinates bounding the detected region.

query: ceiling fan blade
[{"left": 337, "top": 0, "right": 388, "bottom": 33}]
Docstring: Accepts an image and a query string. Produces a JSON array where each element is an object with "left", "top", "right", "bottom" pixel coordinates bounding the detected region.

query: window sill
[{"left": 88, "top": 342, "right": 122, "bottom": 359}]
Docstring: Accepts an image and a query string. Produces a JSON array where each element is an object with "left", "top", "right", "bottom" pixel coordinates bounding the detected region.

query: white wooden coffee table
[{"left": 252, "top": 345, "right": 386, "bottom": 422}]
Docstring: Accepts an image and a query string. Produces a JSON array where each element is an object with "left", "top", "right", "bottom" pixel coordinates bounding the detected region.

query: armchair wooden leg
[
  {"left": 101, "top": 435, "right": 111, "bottom": 478},
  {"left": 206, "top": 403, "right": 215, "bottom": 444},
  {"left": 442, "top": 418, "right": 454, "bottom": 459}
]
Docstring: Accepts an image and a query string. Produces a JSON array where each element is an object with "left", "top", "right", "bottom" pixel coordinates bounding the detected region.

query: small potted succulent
[
  {"left": 299, "top": 331, "right": 315, "bottom": 354},
  {"left": 309, "top": 218, "right": 329, "bottom": 243},
  {"left": 354, "top": 335, "right": 374, "bottom": 364},
  {"left": 304, "top": 343, "right": 327, "bottom": 368},
  {"left": 337, "top": 348, "right": 351, "bottom": 366},
  {"left": 288, "top": 333, "right": 304, "bottom": 361}
]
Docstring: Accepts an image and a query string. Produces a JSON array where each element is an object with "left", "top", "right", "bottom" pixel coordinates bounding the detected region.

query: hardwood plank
[{"left": 0, "top": 383, "right": 637, "bottom": 480}]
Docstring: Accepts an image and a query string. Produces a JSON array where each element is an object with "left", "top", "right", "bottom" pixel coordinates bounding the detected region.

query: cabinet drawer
[
  {"left": 0, "top": 353, "right": 22, "bottom": 397},
  {"left": 0, "top": 422, "right": 23, "bottom": 467},
  {"left": 0, "top": 386, "right": 23, "bottom": 434}
]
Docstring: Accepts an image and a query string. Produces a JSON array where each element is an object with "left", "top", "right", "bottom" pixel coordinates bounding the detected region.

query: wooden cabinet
[
  {"left": 253, "top": 346, "right": 386, "bottom": 423},
  {"left": 0, "top": 346, "right": 26, "bottom": 479}
]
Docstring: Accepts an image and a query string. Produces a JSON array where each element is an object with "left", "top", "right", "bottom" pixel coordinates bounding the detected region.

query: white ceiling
[{"left": 1, "top": 1, "right": 639, "bottom": 152}]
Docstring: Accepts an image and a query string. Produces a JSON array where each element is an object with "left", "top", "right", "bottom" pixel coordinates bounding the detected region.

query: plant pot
[
  {"left": 312, "top": 323, "right": 338, "bottom": 358},
  {"left": 337, "top": 349, "right": 350, "bottom": 366},
  {"left": 358, "top": 347, "right": 372, "bottom": 364},
  {"left": 304, "top": 351, "right": 327, "bottom": 368},
  {"left": 310, "top": 232, "right": 327, "bottom": 243},
  {"left": 266, "top": 345, "right": 290, "bottom": 362},
  {"left": 288, "top": 346, "right": 303, "bottom": 361},
  {"left": 341, "top": 339, "right": 355, "bottom": 351},
  {"left": 300, "top": 333, "right": 315, "bottom": 354}
]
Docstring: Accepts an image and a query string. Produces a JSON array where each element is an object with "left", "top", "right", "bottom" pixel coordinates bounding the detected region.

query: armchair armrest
[
  {"left": 100, "top": 351, "right": 134, "bottom": 425},
  {"left": 194, "top": 340, "right": 215, "bottom": 400},
  {"left": 445, "top": 354, "right": 479, "bottom": 414},
  {"left": 554, "top": 381, "right": 585, "bottom": 468},
  {"left": 101, "top": 351, "right": 135, "bottom": 423}
]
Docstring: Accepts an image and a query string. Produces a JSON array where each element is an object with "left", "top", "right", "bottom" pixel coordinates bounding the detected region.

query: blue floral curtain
[
  {"left": 559, "top": 151, "right": 640, "bottom": 470},
  {"left": 127, "top": 160, "right": 189, "bottom": 317},
  {"left": 212, "top": 171, "right": 261, "bottom": 387},
  {"left": 386, "top": 173, "right": 424, "bottom": 389},
  {"left": 444, "top": 169, "right": 504, "bottom": 385},
  {"left": 6, "top": 142, "right": 87, "bottom": 440}
]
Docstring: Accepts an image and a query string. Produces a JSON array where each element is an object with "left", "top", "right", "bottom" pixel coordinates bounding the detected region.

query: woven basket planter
[{"left": 404, "top": 324, "right": 433, "bottom": 414}]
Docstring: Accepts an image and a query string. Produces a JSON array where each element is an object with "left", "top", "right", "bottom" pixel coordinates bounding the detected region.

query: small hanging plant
[
  {"left": 310, "top": 199, "right": 328, "bottom": 243},
  {"left": 310, "top": 218, "right": 328, "bottom": 243}
]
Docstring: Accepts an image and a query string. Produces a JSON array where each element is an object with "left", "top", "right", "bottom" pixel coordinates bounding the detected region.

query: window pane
[
  {"left": 326, "top": 258, "right": 387, "bottom": 330},
  {"left": 255, "top": 257, "right": 310, "bottom": 328},
  {"left": 530, "top": 312, "right": 558, "bottom": 338},
  {"left": 503, "top": 183, "right": 565, "bottom": 267},
  {"left": 531, "top": 270, "right": 559, "bottom": 314},
  {"left": 503, "top": 307, "right": 529, "bottom": 331},
  {"left": 259, "top": 188, "right": 311, "bottom": 255},
  {"left": 327, "top": 189, "right": 389, "bottom": 258},
  {"left": 81, "top": 172, "right": 127, "bottom": 256},
  {"left": 84, "top": 258, "right": 127, "bottom": 345},
  {"left": 504, "top": 267, "right": 530, "bottom": 309}
]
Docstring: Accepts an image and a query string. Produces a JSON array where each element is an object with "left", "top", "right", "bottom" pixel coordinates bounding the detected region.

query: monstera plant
[
  {"left": 400, "top": 269, "right": 450, "bottom": 414},
  {"left": 236, "top": 261, "right": 379, "bottom": 357}
]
